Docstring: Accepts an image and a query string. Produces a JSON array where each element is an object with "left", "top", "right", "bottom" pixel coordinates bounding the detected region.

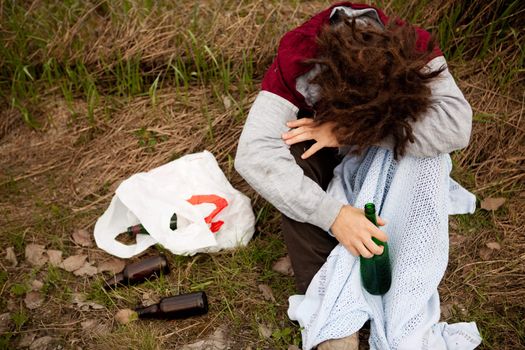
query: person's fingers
[
  {"left": 282, "top": 126, "right": 311, "bottom": 141},
  {"left": 301, "top": 142, "right": 324, "bottom": 159},
  {"left": 376, "top": 215, "right": 387, "bottom": 226},
  {"left": 363, "top": 237, "right": 384, "bottom": 256},
  {"left": 284, "top": 130, "right": 314, "bottom": 145},
  {"left": 346, "top": 245, "right": 359, "bottom": 257},
  {"left": 355, "top": 242, "right": 374, "bottom": 258},
  {"left": 370, "top": 226, "right": 388, "bottom": 242},
  {"left": 282, "top": 126, "right": 303, "bottom": 140},
  {"left": 286, "top": 118, "right": 314, "bottom": 128}
]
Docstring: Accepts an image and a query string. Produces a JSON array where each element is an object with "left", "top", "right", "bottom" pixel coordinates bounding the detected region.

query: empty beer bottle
[
  {"left": 104, "top": 255, "right": 169, "bottom": 289},
  {"left": 126, "top": 213, "right": 178, "bottom": 236},
  {"left": 135, "top": 292, "right": 208, "bottom": 319},
  {"left": 360, "top": 203, "right": 392, "bottom": 295}
]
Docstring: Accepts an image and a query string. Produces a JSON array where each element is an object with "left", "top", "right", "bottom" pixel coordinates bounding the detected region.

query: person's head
[{"left": 307, "top": 14, "right": 444, "bottom": 158}]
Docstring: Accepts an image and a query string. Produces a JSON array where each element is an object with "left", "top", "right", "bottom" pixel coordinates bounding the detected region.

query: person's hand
[
  {"left": 330, "top": 205, "right": 388, "bottom": 258},
  {"left": 282, "top": 118, "right": 340, "bottom": 159}
]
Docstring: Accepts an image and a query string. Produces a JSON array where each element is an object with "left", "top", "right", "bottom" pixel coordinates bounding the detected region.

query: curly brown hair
[{"left": 306, "top": 15, "right": 444, "bottom": 158}]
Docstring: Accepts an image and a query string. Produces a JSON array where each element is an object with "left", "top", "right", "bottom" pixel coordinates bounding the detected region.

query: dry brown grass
[
  {"left": 442, "top": 69, "right": 524, "bottom": 348},
  {"left": 1, "top": 0, "right": 524, "bottom": 349}
]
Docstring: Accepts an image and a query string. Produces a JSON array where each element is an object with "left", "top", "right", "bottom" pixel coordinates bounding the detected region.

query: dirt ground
[{"left": 1, "top": 1, "right": 524, "bottom": 349}]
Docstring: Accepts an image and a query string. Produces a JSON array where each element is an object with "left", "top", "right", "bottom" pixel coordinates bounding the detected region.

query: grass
[
  {"left": 0, "top": 0, "right": 523, "bottom": 349},
  {"left": 0, "top": 0, "right": 268, "bottom": 105},
  {"left": 98, "top": 322, "right": 164, "bottom": 350},
  {"left": 81, "top": 234, "right": 298, "bottom": 348},
  {"left": 7, "top": 229, "right": 27, "bottom": 254},
  {"left": 11, "top": 310, "right": 29, "bottom": 332},
  {"left": 10, "top": 282, "right": 30, "bottom": 297}
]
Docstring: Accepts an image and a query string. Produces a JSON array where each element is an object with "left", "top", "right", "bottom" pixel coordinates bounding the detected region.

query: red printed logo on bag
[{"left": 187, "top": 195, "right": 228, "bottom": 233}]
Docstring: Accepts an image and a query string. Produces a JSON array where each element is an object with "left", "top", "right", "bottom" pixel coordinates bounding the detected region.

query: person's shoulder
[
  {"left": 263, "top": 3, "right": 338, "bottom": 108},
  {"left": 413, "top": 26, "right": 443, "bottom": 59},
  {"left": 386, "top": 15, "right": 443, "bottom": 59}
]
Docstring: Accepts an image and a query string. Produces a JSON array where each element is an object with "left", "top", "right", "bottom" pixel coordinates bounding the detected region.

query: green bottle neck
[
  {"left": 364, "top": 203, "right": 378, "bottom": 226},
  {"left": 364, "top": 203, "right": 383, "bottom": 247},
  {"left": 365, "top": 211, "right": 378, "bottom": 226}
]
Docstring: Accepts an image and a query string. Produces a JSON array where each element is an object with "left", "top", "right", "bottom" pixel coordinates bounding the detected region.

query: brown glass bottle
[
  {"left": 135, "top": 292, "right": 208, "bottom": 319},
  {"left": 126, "top": 213, "right": 177, "bottom": 236},
  {"left": 104, "top": 255, "right": 169, "bottom": 289}
]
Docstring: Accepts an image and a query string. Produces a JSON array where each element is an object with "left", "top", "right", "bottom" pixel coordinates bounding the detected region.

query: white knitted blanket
[{"left": 288, "top": 147, "right": 482, "bottom": 350}]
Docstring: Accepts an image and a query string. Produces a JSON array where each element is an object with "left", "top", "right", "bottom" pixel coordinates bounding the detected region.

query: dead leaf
[
  {"left": 479, "top": 247, "right": 492, "bottom": 260},
  {"left": 81, "top": 319, "right": 110, "bottom": 335},
  {"left": 25, "top": 244, "right": 48, "bottom": 267},
  {"left": 222, "top": 95, "right": 232, "bottom": 109},
  {"left": 5, "top": 247, "right": 17, "bottom": 267},
  {"left": 480, "top": 197, "right": 506, "bottom": 211},
  {"left": 258, "top": 284, "right": 275, "bottom": 302},
  {"left": 88, "top": 302, "right": 105, "bottom": 310},
  {"left": 72, "top": 293, "right": 86, "bottom": 304},
  {"left": 456, "top": 303, "right": 468, "bottom": 316},
  {"left": 0, "top": 312, "right": 11, "bottom": 333},
  {"left": 81, "top": 319, "right": 97, "bottom": 330},
  {"left": 288, "top": 346, "right": 301, "bottom": 350},
  {"left": 142, "top": 292, "right": 160, "bottom": 307},
  {"left": 486, "top": 242, "right": 501, "bottom": 250},
  {"left": 73, "top": 262, "right": 98, "bottom": 276},
  {"left": 72, "top": 229, "right": 93, "bottom": 247},
  {"left": 59, "top": 255, "right": 87, "bottom": 272},
  {"left": 46, "top": 250, "right": 63, "bottom": 266},
  {"left": 258, "top": 324, "right": 273, "bottom": 339},
  {"left": 449, "top": 234, "right": 467, "bottom": 246},
  {"left": 181, "top": 325, "right": 229, "bottom": 350},
  {"left": 115, "top": 309, "right": 137, "bottom": 324},
  {"left": 79, "top": 302, "right": 104, "bottom": 311},
  {"left": 24, "top": 291, "right": 44, "bottom": 310},
  {"left": 441, "top": 302, "right": 455, "bottom": 319},
  {"left": 18, "top": 333, "right": 36, "bottom": 348},
  {"left": 31, "top": 280, "right": 44, "bottom": 291},
  {"left": 97, "top": 258, "right": 126, "bottom": 274},
  {"left": 272, "top": 255, "right": 294, "bottom": 276},
  {"left": 29, "top": 336, "right": 54, "bottom": 350},
  {"left": 72, "top": 293, "right": 104, "bottom": 310}
]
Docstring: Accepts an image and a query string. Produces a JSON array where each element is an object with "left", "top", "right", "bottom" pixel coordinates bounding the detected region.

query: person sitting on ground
[{"left": 236, "top": 2, "right": 477, "bottom": 349}]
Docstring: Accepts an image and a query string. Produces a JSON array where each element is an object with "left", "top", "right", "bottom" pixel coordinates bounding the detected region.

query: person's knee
[{"left": 289, "top": 142, "right": 339, "bottom": 189}]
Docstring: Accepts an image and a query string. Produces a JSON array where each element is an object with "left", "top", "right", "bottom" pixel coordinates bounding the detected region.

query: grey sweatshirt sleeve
[
  {"left": 379, "top": 56, "right": 473, "bottom": 157},
  {"left": 235, "top": 91, "right": 344, "bottom": 231},
  {"left": 235, "top": 56, "right": 472, "bottom": 231}
]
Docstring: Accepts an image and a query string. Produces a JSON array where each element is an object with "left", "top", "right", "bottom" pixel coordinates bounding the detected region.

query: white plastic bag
[{"left": 94, "top": 151, "right": 255, "bottom": 258}]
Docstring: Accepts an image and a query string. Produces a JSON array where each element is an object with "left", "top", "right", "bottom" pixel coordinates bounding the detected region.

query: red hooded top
[{"left": 261, "top": 2, "right": 442, "bottom": 110}]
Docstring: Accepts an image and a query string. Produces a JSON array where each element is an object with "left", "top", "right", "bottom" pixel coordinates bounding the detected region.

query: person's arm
[
  {"left": 234, "top": 91, "right": 343, "bottom": 232},
  {"left": 293, "top": 56, "right": 473, "bottom": 159},
  {"left": 380, "top": 55, "right": 473, "bottom": 157},
  {"left": 235, "top": 91, "right": 387, "bottom": 257}
]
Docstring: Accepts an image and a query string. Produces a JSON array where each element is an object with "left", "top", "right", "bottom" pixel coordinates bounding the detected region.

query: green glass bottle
[
  {"left": 360, "top": 203, "right": 391, "bottom": 295},
  {"left": 126, "top": 213, "right": 177, "bottom": 236}
]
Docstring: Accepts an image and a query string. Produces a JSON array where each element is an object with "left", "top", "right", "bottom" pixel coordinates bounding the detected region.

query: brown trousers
[{"left": 282, "top": 141, "right": 342, "bottom": 294}]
